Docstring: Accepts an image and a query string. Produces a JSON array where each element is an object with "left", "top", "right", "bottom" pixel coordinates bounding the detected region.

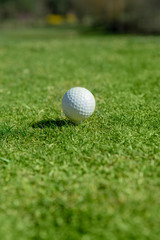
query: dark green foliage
[
  {"left": 0, "top": 0, "right": 160, "bottom": 33},
  {"left": 71, "top": 0, "right": 160, "bottom": 34},
  {"left": 121, "top": 0, "right": 160, "bottom": 33},
  {"left": 0, "top": 28, "right": 160, "bottom": 240},
  {"left": 47, "top": 0, "right": 72, "bottom": 14},
  {"left": 0, "top": 0, "right": 37, "bottom": 18}
]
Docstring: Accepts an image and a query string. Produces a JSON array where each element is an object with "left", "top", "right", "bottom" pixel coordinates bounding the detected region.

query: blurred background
[{"left": 0, "top": 0, "right": 160, "bottom": 34}]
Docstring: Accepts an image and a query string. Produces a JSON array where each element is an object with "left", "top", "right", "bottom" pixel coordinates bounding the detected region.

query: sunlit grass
[{"left": 0, "top": 28, "right": 160, "bottom": 240}]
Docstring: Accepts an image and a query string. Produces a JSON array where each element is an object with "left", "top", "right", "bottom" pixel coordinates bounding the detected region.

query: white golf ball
[{"left": 62, "top": 87, "right": 96, "bottom": 123}]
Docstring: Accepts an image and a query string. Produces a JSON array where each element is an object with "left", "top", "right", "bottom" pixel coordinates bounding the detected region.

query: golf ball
[{"left": 62, "top": 87, "right": 96, "bottom": 123}]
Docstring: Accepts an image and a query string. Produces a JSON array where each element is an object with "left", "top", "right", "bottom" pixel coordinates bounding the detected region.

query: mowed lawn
[{"left": 0, "top": 28, "right": 160, "bottom": 240}]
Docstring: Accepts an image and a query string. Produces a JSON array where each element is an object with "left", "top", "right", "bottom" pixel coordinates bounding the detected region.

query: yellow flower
[{"left": 46, "top": 14, "right": 64, "bottom": 25}]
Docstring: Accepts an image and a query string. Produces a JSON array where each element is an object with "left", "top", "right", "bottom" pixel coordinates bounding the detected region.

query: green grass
[{"left": 0, "top": 28, "right": 160, "bottom": 240}]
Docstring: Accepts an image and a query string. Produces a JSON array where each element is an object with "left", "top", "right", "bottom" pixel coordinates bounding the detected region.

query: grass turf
[{"left": 0, "top": 28, "right": 160, "bottom": 240}]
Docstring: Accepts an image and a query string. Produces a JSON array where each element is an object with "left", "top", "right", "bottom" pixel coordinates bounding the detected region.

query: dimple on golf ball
[{"left": 62, "top": 87, "right": 96, "bottom": 123}]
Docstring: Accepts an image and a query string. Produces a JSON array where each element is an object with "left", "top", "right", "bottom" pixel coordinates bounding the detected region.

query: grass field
[{"left": 0, "top": 28, "right": 160, "bottom": 240}]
